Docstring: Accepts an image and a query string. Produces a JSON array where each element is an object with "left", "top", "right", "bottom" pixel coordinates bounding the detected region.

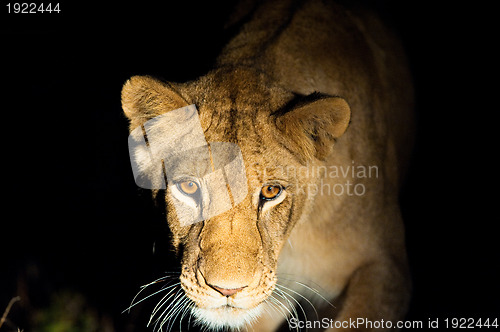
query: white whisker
[
  {"left": 292, "top": 280, "right": 336, "bottom": 308},
  {"left": 149, "top": 287, "right": 183, "bottom": 327},
  {"left": 273, "top": 287, "right": 299, "bottom": 322},
  {"left": 124, "top": 276, "right": 169, "bottom": 314},
  {"left": 276, "top": 283, "right": 318, "bottom": 320},
  {"left": 186, "top": 301, "right": 196, "bottom": 328},
  {"left": 161, "top": 295, "right": 185, "bottom": 330},
  {"left": 165, "top": 295, "right": 190, "bottom": 332},
  {"left": 275, "top": 285, "right": 309, "bottom": 323},
  {"left": 178, "top": 298, "right": 194, "bottom": 332},
  {"left": 123, "top": 272, "right": 195, "bottom": 332},
  {"left": 267, "top": 295, "right": 296, "bottom": 332},
  {"left": 266, "top": 296, "right": 289, "bottom": 322},
  {"left": 278, "top": 274, "right": 336, "bottom": 308},
  {"left": 124, "top": 281, "right": 180, "bottom": 314}
]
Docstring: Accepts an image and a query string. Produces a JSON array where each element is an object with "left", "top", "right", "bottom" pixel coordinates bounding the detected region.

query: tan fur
[{"left": 121, "top": 0, "right": 413, "bottom": 330}]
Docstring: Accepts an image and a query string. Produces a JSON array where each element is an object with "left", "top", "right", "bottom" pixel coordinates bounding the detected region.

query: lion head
[{"left": 121, "top": 68, "right": 350, "bottom": 329}]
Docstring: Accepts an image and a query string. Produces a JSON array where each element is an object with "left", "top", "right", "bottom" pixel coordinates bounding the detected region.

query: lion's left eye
[
  {"left": 260, "top": 185, "right": 283, "bottom": 200},
  {"left": 177, "top": 181, "right": 200, "bottom": 196}
]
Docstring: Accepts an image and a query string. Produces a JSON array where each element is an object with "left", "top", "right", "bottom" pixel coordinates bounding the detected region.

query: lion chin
[{"left": 191, "top": 304, "right": 264, "bottom": 330}]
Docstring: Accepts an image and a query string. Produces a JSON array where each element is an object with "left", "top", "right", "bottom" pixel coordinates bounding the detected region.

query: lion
[{"left": 121, "top": 0, "right": 414, "bottom": 330}]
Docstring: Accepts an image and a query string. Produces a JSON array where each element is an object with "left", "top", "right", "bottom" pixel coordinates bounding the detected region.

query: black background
[{"left": 1, "top": 0, "right": 498, "bottom": 331}]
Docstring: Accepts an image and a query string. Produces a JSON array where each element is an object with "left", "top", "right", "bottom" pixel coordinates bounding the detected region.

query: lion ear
[
  {"left": 121, "top": 75, "right": 189, "bottom": 131},
  {"left": 274, "top": 95, "right": 351, "bottom": 162}
]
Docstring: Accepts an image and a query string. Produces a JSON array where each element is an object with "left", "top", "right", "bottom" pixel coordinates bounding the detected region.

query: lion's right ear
[{"left": 121, "top": 75, "right": 189, "bottom": 131}]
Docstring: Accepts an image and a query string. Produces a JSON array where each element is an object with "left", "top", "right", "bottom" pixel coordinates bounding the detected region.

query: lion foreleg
[{"left": 326, "top": 259, "right": 411, "bottom": 331}]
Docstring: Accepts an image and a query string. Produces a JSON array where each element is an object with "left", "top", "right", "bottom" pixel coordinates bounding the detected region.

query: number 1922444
[
  {"left": 6, "top": 3, "right": 60, "bottom": 14},
  {"left": 444, "top": 318, "right": 498, "bottom": 329}
]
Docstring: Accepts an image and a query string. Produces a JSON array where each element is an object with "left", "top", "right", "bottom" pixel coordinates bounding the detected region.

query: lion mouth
[{"left": 179, "top": 264, "right": 277, "bottom": 329}]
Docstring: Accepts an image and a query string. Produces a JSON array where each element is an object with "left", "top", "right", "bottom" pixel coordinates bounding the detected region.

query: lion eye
[
  {"left": 177, "top": 181, "right": 199, "bottom": 196},
  {"left": 260, "top": 185, "right": 282, "bottom": 200}
]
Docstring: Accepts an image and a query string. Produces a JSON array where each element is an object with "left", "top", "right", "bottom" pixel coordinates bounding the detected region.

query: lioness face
[
  {"left": 122, "top": 69, "right": 350, "bottom": 329},
  {"left": 169, "top": 124, "right": 310, "bottom": 329}
]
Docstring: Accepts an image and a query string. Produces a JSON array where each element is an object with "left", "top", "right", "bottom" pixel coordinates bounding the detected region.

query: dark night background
[{"left": 1, "top": 0, "right": 498, "bottom": 331}]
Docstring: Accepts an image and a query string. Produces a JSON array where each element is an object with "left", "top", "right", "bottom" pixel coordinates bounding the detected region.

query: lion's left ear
[{"left": 273, "top": 95, "right": 351, "bottom": 162}]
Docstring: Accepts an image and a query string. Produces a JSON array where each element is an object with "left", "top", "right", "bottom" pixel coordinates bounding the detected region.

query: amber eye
[
  {"left": 260, "top": 185, "right": 282, "bottom": 200},
  {"left": 177, "top": 181, "right": 199, "bottom": 196}
]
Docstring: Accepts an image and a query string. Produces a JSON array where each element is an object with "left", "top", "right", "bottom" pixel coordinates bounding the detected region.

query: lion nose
[{"left": 210, "top": 285, "right": 247, "bottom": 297}]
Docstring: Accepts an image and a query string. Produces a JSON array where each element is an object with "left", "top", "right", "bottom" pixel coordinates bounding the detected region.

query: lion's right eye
[
  {"left": 177, "top": 181, "right": 200, "bottom": 196},
  {"left": 260, "top": 185, "right": 283, "bottom": 200}
]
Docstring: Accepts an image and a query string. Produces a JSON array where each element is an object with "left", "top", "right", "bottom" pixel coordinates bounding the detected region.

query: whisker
[
  {"left": 267, "top": 295, "right": 296, "bottom": 332},
  {"left": 276, "top": 283, "right": 318, "bottom": 320},
  {"left": 186, "top": 301, "right": 196, "bottom": 329},
  {"left": 275, "top": 285, "right": 309, "bottom": 324},
  {"left": 124, "top": 276, "right": 169, "bottom": 314},
  {"left": 273, "top": 288, "right": 299, "bottom": 323},
  {"left": 278, "top": 274, "right": 336, "bottom": 308},
  {"left": 149, "top": 284, "right": 182, "bottom": 323},
  {"left": 178, "top": 297, "right": 193, "bottom": 332},
  {"left": 152, "top": 284, "right": 182, "bottom": 314},
  {"left": 160, "top": 295, "right": 185, "bottom": 331},
  {"left": 165, "top": 295, "right": 190, "bottom": 332},
  {"left": 266, "top": 296, "right": 289, "bottom": 322},
  {"left": 292, "top": 281, "right": 335, "bottom": 309},
  {"left": 123, "top": 272, "right": 195, "bottom": 332},
  {"left": 149, "top": 287, "right": 183, "bottom": 327},
  {"left": 124, "top": 281, "right": 180, "bottom": 314},
  {"left": 155, "top": 289, "right": 189, "bottom": 332}
]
